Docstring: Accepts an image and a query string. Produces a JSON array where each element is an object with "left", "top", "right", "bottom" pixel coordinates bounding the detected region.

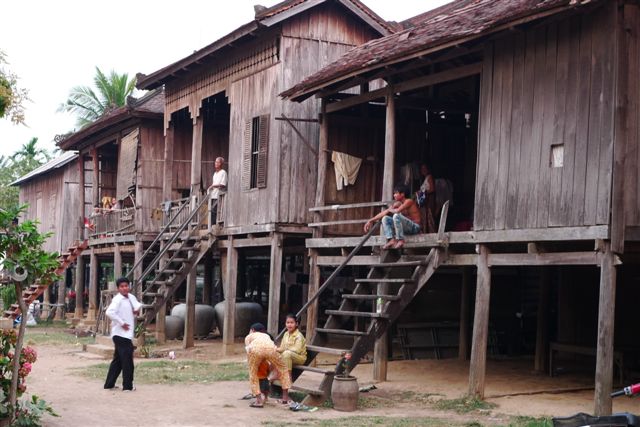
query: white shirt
[
  {"left": 106, "top": 293, "right": 142, "bottom": 340},
  {"left": 211, "top": 169, "right": 228, "bottom": 200}
]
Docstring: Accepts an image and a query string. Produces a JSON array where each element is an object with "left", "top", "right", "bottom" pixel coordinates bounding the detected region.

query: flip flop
[
  {"left": 249, "top": 401, "right": 264, "bottom": 408},
  {"left": 280, "top": 399, "right": 293, "bottom": 405},
  {"left": 240, "top": 393, "right": 255, "bottom": 400}
]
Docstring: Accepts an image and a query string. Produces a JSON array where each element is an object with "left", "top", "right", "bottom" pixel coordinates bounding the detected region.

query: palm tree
[
  {"left": 11, "top": 137, "right": 50, "bottom": 164},
  {"left": 58, "top": 67, "right": 137, "bottom": 128}
]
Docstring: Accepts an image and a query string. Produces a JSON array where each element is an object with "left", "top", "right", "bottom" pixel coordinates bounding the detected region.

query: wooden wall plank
[
  {"left": 625, "top": 5, "right": 640, "bottom": 226},
  {"left": 474, "top": 43, "right": 494, "bottom": 231}
]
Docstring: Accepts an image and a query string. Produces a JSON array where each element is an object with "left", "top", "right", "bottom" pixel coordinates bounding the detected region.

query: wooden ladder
[{"left": 3, "top": 239, "right": 89, "bottom": 319}]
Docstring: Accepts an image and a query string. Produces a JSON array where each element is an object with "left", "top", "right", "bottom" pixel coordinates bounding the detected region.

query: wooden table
[{"left": 549, "top": 342, "right": 624, "bottom": 385}]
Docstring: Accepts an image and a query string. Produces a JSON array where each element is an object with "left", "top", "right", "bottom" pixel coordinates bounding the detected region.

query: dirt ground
[{"left": 26, "top": 335, "right": 639, "bottom": 427}]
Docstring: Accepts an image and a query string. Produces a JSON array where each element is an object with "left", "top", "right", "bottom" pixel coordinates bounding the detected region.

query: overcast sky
[{"left": 0, "top": 0, "right": 449, "bottom": 158}]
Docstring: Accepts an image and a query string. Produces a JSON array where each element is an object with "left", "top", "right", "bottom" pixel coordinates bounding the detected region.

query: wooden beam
[
  {"left": 382, "top": 89, "right": 396, "bottom": 201},
  {"left": 203, "top": 251, "right": 213, "bottom": 306},
  {"left": 458, "top": 267, "right": 472, "bottom": 360},
  {"left": 306, "top": 248, "right": 320, "bottom": 343},
  {"left": 190, "top": 114, "right": 203, "bottom": 195},
  {"left": 133, "top": 241, "right": 144, "bottom": 298},
  {"left": 183, "top": 271, "right": 196, "bottom": 349},
  {"left": 594, "top": 241, "right": 617, "bottom": 416},
  {"left": 374, "top": 280, "right": 389, "bottom": 381},
  {"left": 74, "top": 256, "right": 85, "bottom": 319},
  {"left": 279, "top": 113, "right": 318, "bottom": 157},
  {"left": 267, "top": 233, "right": 284, "bottom": 336},
  {"left": 78, "top": 156, "right": 86, "bottom": 241},
  {"left": 113, "top": 243, "right": 122, "bottom": 288},
  {"left": 309, "top": 201, "right": 390, "bottom": 212},
  {"left": 91, "top": 147, "right": 99, "bottom": 208},
  {"left": 163, "top": 124, "right": 175, "bottom": 201},
  {"left": 316, "top": 255, "right": 380, "bottom": 266},
  {"left": 468, "top": 245, "right": 491, "bottom": 398},
  {"left": 223, "top": 236, "right": 238, "bottom": 355},
  {"left": 487, "top": 252, "right": 601, "bottom": 266},
  {"left": 217, "top": 236, "right": 273, "bottom": 248},
  {"left": 534, "top": 268, "right": 551, "bottom": 372},
  {"left": 88, "top": 249, "right": 98, "bottom": 321}
]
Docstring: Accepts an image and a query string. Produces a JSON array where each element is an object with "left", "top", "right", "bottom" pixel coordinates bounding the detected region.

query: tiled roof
[
  {"left": 282, "top": 0, "right": 599, "bottom": 101},
  {"left": 11, "top": 151, "right": 78, "bottom": 186}
]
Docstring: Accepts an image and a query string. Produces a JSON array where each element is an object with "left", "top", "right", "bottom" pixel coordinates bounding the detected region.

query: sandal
[
  {"left": 249, "top": 401, "right": 264, "bottom": 408},
  {"left": 279, "top": 399, "right": 293, "bottom": 405}
]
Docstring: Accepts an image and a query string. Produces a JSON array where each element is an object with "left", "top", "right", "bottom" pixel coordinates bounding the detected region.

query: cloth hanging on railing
[{"left": 331, "top": 151, "right": 363, "bottom": 190}]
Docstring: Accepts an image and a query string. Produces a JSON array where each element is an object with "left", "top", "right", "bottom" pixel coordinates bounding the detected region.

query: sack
[{"left": 415, "top": 191, "right": 426, "bottom": 207}]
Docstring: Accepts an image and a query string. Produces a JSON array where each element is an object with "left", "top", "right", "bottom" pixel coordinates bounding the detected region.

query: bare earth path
[{"left": 25, "top": 336, "right": 640, "bottom": 427}]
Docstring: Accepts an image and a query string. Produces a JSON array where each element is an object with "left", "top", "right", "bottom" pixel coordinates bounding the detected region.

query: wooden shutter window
[
  {"left": 257, "top": 114, "right": 269, "bottom": 189},
  {"left": 241, "top": 119, "right": 252, "bottom": 191}
]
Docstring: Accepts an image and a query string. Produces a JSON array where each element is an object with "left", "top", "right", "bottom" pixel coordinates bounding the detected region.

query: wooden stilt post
[
  {"left": 74, "top": 256, "right": 85, "bottom": 319},
  {"left": 55, "top": 279, "right": 65, "bottom": 320},
  {"left": 91, "top": 147, "right": 99, "bottom": 208},
  {"left": 190, "top": 109, "right": 203, "bottom": 197},
  {"left": 134, "top": 241, "right": 144, "bottom": 298},
  {"left": 373, "top": 87, "right": 396, "bottom": 382},
  {"left": 163, "top": 124, "right": 175, "bottom": 202},
  {"left": 88, "top": 248, "right": 98, "bottom": 320},
  {"left": 468, "top": 244, "right": 491, "bottom": 398},
  {"left": 113, "top": 243, "right": 122, "bottom": 289},
  {"left": 42, "top": 280, "right": 51, "bottom": 320},
  {"left": 534, "top": 268, "right": 551, "bottom": 372},
  {"left": 594, "top": 242, "right": 617, "bottom": 416},
  {"left": 183, "top": 271, "right": 196, "bottom": 349},
  {"left": 267, "top": 233, "right": 284, "bottom": 335},
  {"left": 459, "top": 266, "right": 472, "bottom": 360},
  {"left": 204, "top": 250, "right": 213, "bottom": 306},
  {"left": 223, "top": 236, "right": 237, "bottom": 355}
]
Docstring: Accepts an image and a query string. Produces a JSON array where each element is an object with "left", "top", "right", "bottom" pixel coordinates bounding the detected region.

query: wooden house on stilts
[
  {"left": 280, "top": 0, "right": 640, "bottom": 415},
  {"left": 134, "top": 0, "right": 394, "bottom": 348}
]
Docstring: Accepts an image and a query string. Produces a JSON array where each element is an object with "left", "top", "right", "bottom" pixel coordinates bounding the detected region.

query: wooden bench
[{"left": 549, "top": 342, "right": 624, "bottom": 385}]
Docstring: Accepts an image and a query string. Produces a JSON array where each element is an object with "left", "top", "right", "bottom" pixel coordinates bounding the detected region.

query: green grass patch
[
  {"left": 433, "top": 396, "right": 496, "bottom": 414},
  {"left": 24, "top": 329, "right": 95, "bottom": 347},
  {"left": 263, "top": 416, "right": 471, "bottom": 426},
  {"left": 74, "top": 360, "right": 248, "bottom": 384},
  {"left": 500, "top": 416, "right": 552, "bottom": 427}
]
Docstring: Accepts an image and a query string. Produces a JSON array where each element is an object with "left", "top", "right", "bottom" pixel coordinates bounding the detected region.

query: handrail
[
  {"left": 137, "top": 194, "right": 214, "bottom": 293},
  {"left": 125, "top": 200, "right": 191, "bottom": 282},
  {"left": 275, "top": 220, "right": 381, "bottom": 341}
]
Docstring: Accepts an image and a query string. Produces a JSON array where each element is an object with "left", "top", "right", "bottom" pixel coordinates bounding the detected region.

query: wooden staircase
[
  {"left": 3, "top": 239, "right": 88, "bottom": 319},
  {"left": 288, "top": 202, "right": 450, "bottom": 405}
]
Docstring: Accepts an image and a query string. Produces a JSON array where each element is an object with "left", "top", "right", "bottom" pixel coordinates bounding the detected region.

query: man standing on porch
[
  {"left": 364, "top": 184, "right": 422, "bottom": 250},
  {"left": 209, "top": 156, "right": 227, "bottom": 200}
]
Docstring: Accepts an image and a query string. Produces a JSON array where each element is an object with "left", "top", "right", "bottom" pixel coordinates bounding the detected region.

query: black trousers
[{"left": 104, "top": 335, "right": 134, "bottom": 390}]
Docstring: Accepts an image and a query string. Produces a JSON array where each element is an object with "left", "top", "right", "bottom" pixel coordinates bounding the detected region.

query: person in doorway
[
  {"left": 277, "top": 314, "right": 307, "bottom": 404},
  {"left": 364, "top": 184, "right": 422, "bottom": 250},
  {"left": 208, "top": 156, "right": 227, "bottom": 223},
  {"left": 245, "top": 323, "right": 291, "bottom": 408},
  {"left": 104, "top": 277, "right": 141, "bottom": 391},
  {"left": 417, "top": 163, "right": 437, "bottom": 233}
]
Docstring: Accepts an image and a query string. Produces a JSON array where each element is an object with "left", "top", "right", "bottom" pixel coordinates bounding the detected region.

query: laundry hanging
[{"left": 331, "top": 151, "right": 363, "bottom": 190}]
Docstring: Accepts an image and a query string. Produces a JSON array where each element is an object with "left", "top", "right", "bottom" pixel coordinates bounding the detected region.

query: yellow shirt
[
  {"left": 279, "top": 329, "right": 307, "bottom": 358},
  {"left": 245, "top": 331, "right": 276, "bottom": 351}
]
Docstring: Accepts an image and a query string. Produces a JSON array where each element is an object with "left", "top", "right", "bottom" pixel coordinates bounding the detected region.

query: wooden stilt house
[
  {"left": 134, "top": 0, "right": 394, "bottom": 348},
  {"left": 56, "top": 88, "right": 165, "bottom": 326},
  {"left": 281, "top": 0, "right": 640, "bottom": 414}
]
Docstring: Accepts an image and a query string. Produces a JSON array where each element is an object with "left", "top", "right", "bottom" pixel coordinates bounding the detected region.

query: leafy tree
[
  {"left": 0, "top": 205, "right": 60, "bottom": 425},
  {"left": 0, "top": 50, "right": 29, "bottom": 125},
  {"left": 58, "top": 67, "right": 137, "bottom": 128},
  {"left": 0, "top": 139, "right": 51, "bottom": 209}
]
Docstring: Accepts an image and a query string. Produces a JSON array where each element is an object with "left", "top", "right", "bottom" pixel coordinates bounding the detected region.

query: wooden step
[
  {"left": 291, "top": 385, "right": 324, "bottom": 396},
  {"left": 306, "top": 345, "right": 350, "bottom": 356},
  {"left": 355, "top": 278, "right": 414, "bottom": 284},
  {"left": 369, "top": 261, "right": 426, "bottom": 268},
  {"left": 325, "top": 309, "right": 389, "bottom": 319},
  {"left": 4, "top": 310, "right": 16, "bottom": 317},
  {"left": 342, "top": 294, "right": 400, "bottom": 301},
  {"left": 315, "top": 328, "right": 367, "bottom": 337},
  {"left": 169, "top": 258, "right": 188, "bottom": 263},
  {"left": 156, "top": 269, "right": 179, "bottom": 275},
  {"left": 292, "top": 365, "right": 335, "bottom": 375}
]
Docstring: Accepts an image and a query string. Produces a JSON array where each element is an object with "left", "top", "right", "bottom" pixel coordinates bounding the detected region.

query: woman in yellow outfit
[
  {"left": 277, "top": 314, "right": 307, "bottom": 403},
  {"left": 245, "top": 323, "right": 291, "bottom": 408}
]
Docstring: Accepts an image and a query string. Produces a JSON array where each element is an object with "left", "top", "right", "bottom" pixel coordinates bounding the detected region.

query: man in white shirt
[
  {"left": 209, "top": 157, "right": 227, "bottom": 200},
  {"left": 104, "top": 277, "right": 141, "bottom": 391}
]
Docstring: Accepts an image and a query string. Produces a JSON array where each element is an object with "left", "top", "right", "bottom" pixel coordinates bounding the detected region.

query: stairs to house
[
  {"left": 3, "top": 239, "right": 88, "bottom": 319},
  {"left": 288, "top": 203, "right": 449, "bottom": 405},
  {"left": 95, "top": 194, "right": 217, "bottom": 334}
]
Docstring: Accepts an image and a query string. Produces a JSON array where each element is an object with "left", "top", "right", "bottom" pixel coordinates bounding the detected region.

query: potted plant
[{"left": 331, "top": 352, "right": 359, "bottom": 412}]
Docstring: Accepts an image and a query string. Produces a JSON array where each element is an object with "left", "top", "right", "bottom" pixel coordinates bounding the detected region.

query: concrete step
[
  {"left": 84, "top": 343, "right": 113, "bottom": 358},
  {"left": 96, "top": 335, "right": 113, "bottom": 346}
]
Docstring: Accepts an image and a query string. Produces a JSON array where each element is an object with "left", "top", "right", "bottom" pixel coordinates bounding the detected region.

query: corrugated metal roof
[
  {"left": 137, "top": 0, "right": 395, "bottom": 90},
  {"left": 11, "top": 151, "right": 78, "bottom": 186},
  {"left": 282, "top": 0, "right": 599, "bottom": 101}
]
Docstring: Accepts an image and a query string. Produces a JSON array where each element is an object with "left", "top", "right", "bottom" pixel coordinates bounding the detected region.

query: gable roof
[
  {"left": 57, "top": 88, "right": 164, "bottom": 151},
  {"left": 11, "top": 151, "right": 78, "bottom": 187},
  {"left": 136, "top": 0, "right": 395, "bottom": 91},
  {"left": 281, "top": 0, "right": 601, "bottom": 101}
]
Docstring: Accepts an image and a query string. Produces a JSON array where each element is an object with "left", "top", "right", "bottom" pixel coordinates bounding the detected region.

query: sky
[{"left": 0, "top": 0, "right": 450, "bottom": 159}]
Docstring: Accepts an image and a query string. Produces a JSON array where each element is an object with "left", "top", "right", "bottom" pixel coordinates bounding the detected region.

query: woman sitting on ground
[
  {"left": 245, "top": 323, "right": 291, "bottom": 408},
  {"left": 277, "top": 314, "right": 307, "bottom": 402}
]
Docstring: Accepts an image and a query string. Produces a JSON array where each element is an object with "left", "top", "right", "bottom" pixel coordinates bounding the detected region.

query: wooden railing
[
  {"left": 90, "top": 207, "right": 136, "bottom": 238},
  {"left": 308, "top": 201, "right": 391, "bottom": 229},
  {"left": 162, "top": 198, "right": 190, "bottom": 228}
]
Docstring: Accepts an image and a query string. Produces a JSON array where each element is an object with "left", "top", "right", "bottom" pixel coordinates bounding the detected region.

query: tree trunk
[{"left": 10, "top": 282, "right": 28, "bottom": 420}]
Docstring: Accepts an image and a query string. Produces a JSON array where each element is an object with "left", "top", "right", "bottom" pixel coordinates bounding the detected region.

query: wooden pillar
[
  {"left": 155, "top": 241, "right": 168, "bottom": 344},
  {"left": 468, "top": 245, "right": 491, "bottom": 398},
  {"left": 113, "top": 243, "right": 122, "bottom": 289},
  {"left": 190, "top": 110, "right": 203, "bottom": 196},
  {"left": 534, "top": 268, "right": 551, "bottom": 372},
  {"left": 183, "top": 270, "right": 196, "bottom": 349},
  {"left": 91, "top": 147, "right": 99, "bottom": 207},
  {"left": 133, "top": 241, "right": 144, "bottom": 298},
  {"left": 42, "top": 282, "right": 51, "bottom": 319},
  {"left": 267, "top": 233, "right": 284, "bottom": 336},
  {"left": 163, "top": 123, "right": 175, "bottom": 202},
  {"left": 594, "top": 242, "right": 617, "bottom": 416},
  {"left": 87, "top": 249, "right": 98, "bottom": 321},
  {"left": 203, "top": 250, "right": 213, "bottom": 306},
  {"left": 55, "top": 279, "right": 65, "bottom": 320},
  {"left": 373, "top": 88, "right": 397, "bottom": 381},
  {"left": 459, "top": 266, "right": 472, "bottom": 360},
  {"left": 74, "top": 256, "right": 85, "bottom": 319},
  {"left": 223, "top": 236, "right": 238, "bottom": 355}
]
